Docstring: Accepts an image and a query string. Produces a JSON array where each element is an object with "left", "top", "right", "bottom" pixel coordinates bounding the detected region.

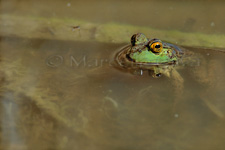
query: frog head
[{"left": 127, "top": 33, "right": 179, "bottom": 64}]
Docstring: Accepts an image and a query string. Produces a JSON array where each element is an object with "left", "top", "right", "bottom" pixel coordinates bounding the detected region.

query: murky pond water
[
  {"left": 0, "top": 36, "right": 225, "bottom": 150},
  {"left": 1, "top": 0, "right": 225, "bottom": 150}
]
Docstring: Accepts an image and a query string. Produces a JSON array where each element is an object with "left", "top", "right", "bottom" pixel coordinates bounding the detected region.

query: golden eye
[{"left": 150, "top": 42, "right": 163, "bottom": 53}]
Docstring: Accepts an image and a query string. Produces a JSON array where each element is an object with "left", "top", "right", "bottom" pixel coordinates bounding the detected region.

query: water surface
[
  {"left": 1, "top": 0, "right": 225, "bottom": 149},
  {"left": 0, "top": 36, "right": 225, "bottom": 150}
]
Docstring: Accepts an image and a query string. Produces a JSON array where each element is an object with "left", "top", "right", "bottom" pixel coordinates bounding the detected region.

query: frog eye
[
  {"left": 150, "top": 42, "right": 163, "bottom": 53},
  {"left": 131, "top": 33, "right": 148, "bottom": 46}
]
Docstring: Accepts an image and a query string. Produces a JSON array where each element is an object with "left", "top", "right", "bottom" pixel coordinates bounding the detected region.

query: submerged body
[{"left": 115, "top": 33, "right": 184, "bottom": 77}]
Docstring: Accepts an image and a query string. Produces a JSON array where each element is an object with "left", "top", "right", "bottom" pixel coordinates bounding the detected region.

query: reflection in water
[
  {"left": 0, "top": 37, "right": 225, "bottom": 150},
  {"left": 1, "top": 98, "right": 25, "bottom": 149}
]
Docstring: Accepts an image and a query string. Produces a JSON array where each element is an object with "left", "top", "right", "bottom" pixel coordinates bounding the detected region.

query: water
[
  {"left": 0, "top": 36, "right": 225, "bottom": 150},
  {"left": 1, "top": 0, "right": 225, "bottom": 150}
]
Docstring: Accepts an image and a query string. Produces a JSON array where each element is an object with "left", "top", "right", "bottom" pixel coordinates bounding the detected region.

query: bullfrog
[{"left": 115, "top": 33, "right": 184, "bottom": 77}]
